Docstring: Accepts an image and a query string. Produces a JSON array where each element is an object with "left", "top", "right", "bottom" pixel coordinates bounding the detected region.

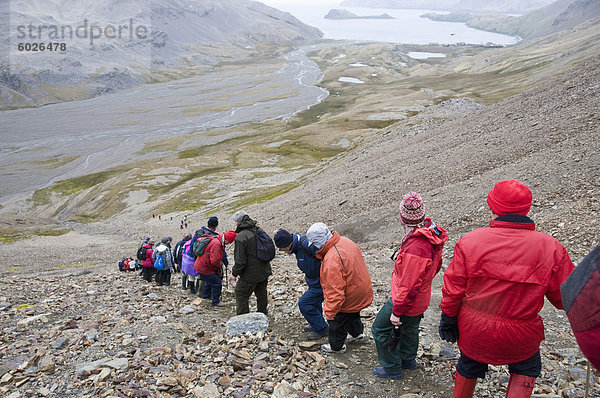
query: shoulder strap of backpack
[{"left": 298, "top": 236, "right": 315, "bottom": 258}]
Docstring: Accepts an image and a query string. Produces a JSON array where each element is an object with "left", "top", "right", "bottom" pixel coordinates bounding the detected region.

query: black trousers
[
  {"left": 141, "top": 267, "right": 155, "bottom": 282},
  {"left": 235, "top": 278, "right": 268, "bottom": 315},
  {"left": 457, "top": 350, "right": 542, "bottom": 379},
  {"left": 328, "top": 312, "right": 364, "bottom": 351}
]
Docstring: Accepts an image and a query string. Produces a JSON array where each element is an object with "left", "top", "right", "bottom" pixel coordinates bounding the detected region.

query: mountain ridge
[{"left": 0, "top": 0, "right": 323, "bottom": 109}]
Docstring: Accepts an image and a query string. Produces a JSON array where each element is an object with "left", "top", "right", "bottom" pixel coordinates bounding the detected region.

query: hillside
[
  {"left": 0, "top": 5, "right": 599, "bottom": 397},
  {"left": 0, "top": 52, "right": 598, "bottom": 398},
  {"left": 423, "top": 0, "right": 600, "bottom": 39},
  {"left": 0, "top": 0, "right": 322, "bottom": 109},
  {"left": 339, "top": 0, "right": 556, "bottom": 14}
]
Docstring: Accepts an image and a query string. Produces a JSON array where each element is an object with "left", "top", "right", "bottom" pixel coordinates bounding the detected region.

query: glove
[
  {"left": 382, "top": 325, "right": 402, "bottom": 351},
  {"left": 438, "top": 312, "right": 459, "bottom": 343}
]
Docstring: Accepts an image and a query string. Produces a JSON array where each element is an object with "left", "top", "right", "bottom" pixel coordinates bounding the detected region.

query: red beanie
[
  {"left": 487, "top": 180, "right": 532, "bottom": 215},
  {"left": 223, "top": 230, "right": 237, "bottom": 243}
]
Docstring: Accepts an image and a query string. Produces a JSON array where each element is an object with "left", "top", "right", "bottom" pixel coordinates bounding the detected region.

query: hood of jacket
[
  {"left": 411, "top": 222, "right": 449, "bottom": 247},
  {"left": 155, "top": 243, "right": 168, "bottom": 253},
  {"left": 236, "top": 215, "right": 257, "bottom": 232},
  {"left": 316, "top": 231, "right": 341, "bottom": 260}
]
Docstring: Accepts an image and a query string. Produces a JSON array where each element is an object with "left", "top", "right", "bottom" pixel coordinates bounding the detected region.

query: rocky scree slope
[{"left": 247, "top": 55, "right": 600, "bottom": 263}]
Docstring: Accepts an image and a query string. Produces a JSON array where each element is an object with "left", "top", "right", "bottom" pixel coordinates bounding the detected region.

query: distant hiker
[
  {"left": 140, "top": 240, "right": 155, "bottom": 282},
  {"left": 181, "top": 235, "right": 201, "bottom": 294},
  {"left": 439, "top": 180, "right": 575, "bottom": 397},
  {"left": 194, "top": 231, "right": 237, "bottom": 307},
  {"left": 274, "top": 229, "right": 328, "bottom": 340},
  {"left": 372, "top": 193, "right": 448, "bottom": 380},
  {"left": 306, "top": 222, "right": 373, "bottom": 354},
  {"left": 153, "top": 237, "right": 175, "bottom": 286},
  {"left": 231, "top": 211, "right": 272, "bottom": 315},
  {"left": 158, "top": 215, "right": 161, "bottom": 220},
  {"left": 152, "top": 214, "right": 155, "bottom": 218},
  {"left": 561, "top": 246, "right": 600, "bottom": 371},
  {"left": 173, "top": 233, "right": 192, "bottom": 273}
]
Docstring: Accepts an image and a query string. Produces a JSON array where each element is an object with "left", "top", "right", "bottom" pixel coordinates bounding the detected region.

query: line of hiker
[{"left": 129, "top": 179, "right": 594, "bottom": 398}]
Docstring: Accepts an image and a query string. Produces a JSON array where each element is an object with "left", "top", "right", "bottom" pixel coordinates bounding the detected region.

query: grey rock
[
  {"left": 226, "top": 312, "right": 269, "bottom": 336},
  {"left": 52, "top": 338, "right": 69, "bottom": 350},
  {"left": 439, "top": 346, "right": 457, "bottom": 358},
  {"left": 179, "top": 305, "right": 195, "bottom": 315},
  {"left": 104, "top": 358, "right": 129, "bottom": 370},
  {"left": 273, "top": 380, "right": 298, "bottom": 398}
]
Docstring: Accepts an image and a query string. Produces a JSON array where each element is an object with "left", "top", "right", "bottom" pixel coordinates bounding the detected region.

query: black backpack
[
  {"left": 254, "top": 228, "right": 275, "bottom": 263},
  {"left": 136, "top": 244, "right": 147, "bottom": 261}
]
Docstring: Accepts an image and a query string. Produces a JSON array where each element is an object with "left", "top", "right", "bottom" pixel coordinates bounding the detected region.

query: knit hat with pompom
[{"left": 399, "top": 192, "right": 426, "bottom": 226}]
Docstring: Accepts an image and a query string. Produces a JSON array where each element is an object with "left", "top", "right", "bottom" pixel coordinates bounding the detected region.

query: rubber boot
[
  {"left": 190, "top": 280, "right": 198, "bottom": 295},
  {"left": 197, "top": 280, "right": 205, "bottom": 297},
  {"left": 181, "top": 274, "right": 188, "bottom": 290},
  {"left": 454, "top": 372, "right": 477, "bottom": 398},
  {"left": 505, "top": 374, "right": 535, "bottom": 398}
]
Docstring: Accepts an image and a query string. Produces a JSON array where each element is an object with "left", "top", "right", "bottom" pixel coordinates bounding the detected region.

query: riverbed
[{"left": 0, "top": 49, "right": 328, "bottom": 202}]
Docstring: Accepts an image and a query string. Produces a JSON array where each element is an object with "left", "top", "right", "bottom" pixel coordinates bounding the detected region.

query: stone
[
  {"left": 52, "top": 338, "right": 69, "bottom": 350},
  {"left": 97, "top": 368, "right": 111, "bottom": 382},
  {"left": 273, "top": 380, "right": 298, "bottom": 398},
  {"left": 103, "top": 358, "right": 129, "bottom": 370},
  {"left": 149, "top": 316, "right": 167, "bottom": 323},
  {"left": 298, "top": 341, "right": 320, "bottom": 351},
  {"left": 158, "top": 377, "right": 178, "bottom": 386},
  {"left": 192, "top": 383, "right": 220, "bottom": 398},
  {"left": 179, "top": 305, "right": 195, "bottom": 315},
  {"left": 226, "top": 312, "right": 268, "bottom": 336},
  {"left": 439, "top": 346, "right": 457, "bottom": 358},
  {"left": 17, "top": 313, "right": 52, "bottom": 327},
  {"left": 38, "top": 356, "right": 55, "bottom": 372}
]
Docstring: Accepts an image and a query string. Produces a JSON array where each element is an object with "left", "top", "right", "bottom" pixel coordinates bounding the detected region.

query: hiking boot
[
  {"left": 345, "top": 333, "right": 368, "bottom": 344},
  {"left": 212, "top": 301, "right": 228, "bottom": 307},
  {"left": 303, "top": 324, "right": 314, "bottom": 332},
  {"left": 306, "top": 329, "right": 328, "bottom": 340},
  {"left": 320, "top": 344, "right": 346, "bottom": 354},
  {"left": 402, "top": 359, "right": 417, "bottom": 370},
  {"left": 373, "top": 366, "right": 402, "bottom": 380}
]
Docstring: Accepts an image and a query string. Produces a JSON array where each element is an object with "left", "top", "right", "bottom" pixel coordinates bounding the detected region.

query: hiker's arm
[{"left": 232, "top": 239, "right": 247, "bottom": 277}]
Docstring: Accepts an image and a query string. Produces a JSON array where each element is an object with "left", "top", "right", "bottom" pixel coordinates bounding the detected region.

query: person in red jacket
[
  {"left": 307, "top": 222, "right": 374, "bottom": 354},
  {"left": 439, "top": 180, "right": 575, "bottom": 398},
  {"left": 194, "top": 231, "right": 237, "bottom": 307},
  {"left": 372, "top": 192, "right": 448, "bottom": 380},
  {"left": 140, "top": 240, "right": 155, "bottom": 282}
]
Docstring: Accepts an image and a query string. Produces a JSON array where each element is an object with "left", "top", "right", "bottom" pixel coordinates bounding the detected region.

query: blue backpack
[{"left": 154, "top": 253, "right": 166, "bottom": 270}]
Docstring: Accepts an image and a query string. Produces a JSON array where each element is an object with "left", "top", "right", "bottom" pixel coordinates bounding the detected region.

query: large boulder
[{"left": 225, "top": 312, "right": 268, "bottom": 336}]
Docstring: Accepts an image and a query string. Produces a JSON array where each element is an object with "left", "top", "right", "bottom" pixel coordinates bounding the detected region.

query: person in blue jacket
[{"left": 274, "top": 229, "right": 328, "bottom": 340}]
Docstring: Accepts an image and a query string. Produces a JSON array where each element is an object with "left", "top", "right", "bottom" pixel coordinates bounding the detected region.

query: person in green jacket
[{"left": 230, "top": 211, "right": 272, "bottom": 315}]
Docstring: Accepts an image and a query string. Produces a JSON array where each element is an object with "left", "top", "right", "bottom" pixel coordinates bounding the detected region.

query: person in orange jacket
[
  {"left": 440, "top": 180, "right": 575, "bottom": 397},
  {"left": 372, "top": 192, "right": 448, "bottom": 380},
  {"left": 307, "top": 222, "right": 374, "bottom": 354}
]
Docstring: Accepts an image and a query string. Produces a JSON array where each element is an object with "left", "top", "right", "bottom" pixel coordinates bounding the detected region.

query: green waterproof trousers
[{"left": 371, "top": 298, "right": 423, "bottom": 372}]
